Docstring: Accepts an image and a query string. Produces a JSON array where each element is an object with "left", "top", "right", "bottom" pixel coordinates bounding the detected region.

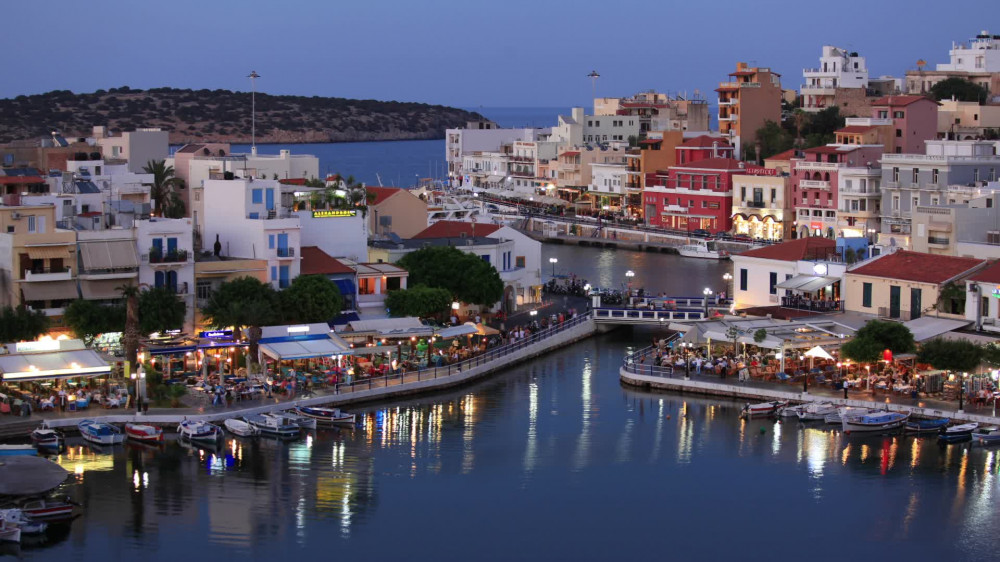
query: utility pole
[
  {"left": 248, "top": 71, "right": 261, "bottom": 154},
  {"left": 587, "top": 70, "right": 600, "bottom": 105}
]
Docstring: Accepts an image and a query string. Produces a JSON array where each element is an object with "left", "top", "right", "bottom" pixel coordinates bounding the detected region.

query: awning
[
  {"left": 260, "top": 337, "right": 352, "bottom": 361},
  {"left": 20, "top": 281, "right": 78, "bottom": 302},
  {"left": 485, "top": 175, "right": 504, "bottom": 183},
  {"left": 80, "top": 279, "right": 127, "bottom": 299},
  {"left": 147, "top": 345, "right": 197, "bottom": 356},
  {"left": 26, "top": 246, "right": 70, "bottom": 260},
  {"left": 334, "top": 278, "right": 356, "bottom": 296},
  {"left": 804, "top": 345, "right": 834, "bottom": 360},
  {"left": 775, "top": 275, "right": 839, "bottom": 293},
  {"left": 904, "top": 316, "right": 971, "bottom": 343},
  {"left": 79, "top": 240, "right": 139, "bottom": 271},
  {"left": 0, "top": 348, "right": 111, "bottom": 382},
  {"left": 343, "top": 317, "right": 434, "bottom": 338},
  {"left": 435, "top": 324, "right": 479, "bottom": 338}
]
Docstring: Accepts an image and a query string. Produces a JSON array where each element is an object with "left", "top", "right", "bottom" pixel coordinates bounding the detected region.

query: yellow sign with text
[{"left": 312, "top": 209, "right": 357, "bottom": 218}]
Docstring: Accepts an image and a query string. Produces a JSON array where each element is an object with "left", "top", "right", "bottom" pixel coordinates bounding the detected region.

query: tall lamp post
[
  {"left": 703, "top": 287, "right": 713, "bottom": 318},
  {"left": 549, "top": 257, "right": 558, "bottom": 278},
  {"left": 958, "top": 372, "right": 967, "bottom": 413},
  {"left": 626, "top": 270, "right": 636, "bottom": 307},
  {"left": 132, "top": 363, "right": 146, "bottom": 414},
  {"left": 722, "top": 272, "right": 733, "bottom": 299},
  {"left": 247, "top": 71, "right": 261, "bottom": 153},
  {"left": 682, "top": 342, "right": 693, "bottom": 380},
  {"left": 800, "top": 354, "right": 808, "bottom": 393}
]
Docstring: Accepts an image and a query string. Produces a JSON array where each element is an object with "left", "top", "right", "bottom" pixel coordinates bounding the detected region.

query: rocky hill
[{"left": 0, "top": 87, "right": 484, "bottom": 144}]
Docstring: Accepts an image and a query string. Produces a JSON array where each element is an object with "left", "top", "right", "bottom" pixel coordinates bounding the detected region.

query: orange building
[{"left": 716, "top": 62, "right": 783, "bottom": 160}]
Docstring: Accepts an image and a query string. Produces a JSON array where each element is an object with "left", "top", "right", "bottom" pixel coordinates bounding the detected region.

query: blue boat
[
  {"left": 842, "top": 410, "right": 909, "bottom": 434},
  {"left": 78, "top": 420, "right": 124, "bottom": 445},
  {"left": 0, "top": 444, "right": 37, "bottom": 456},
  {"left": 905, "top": 417, "right": 950, "bottom": 433},
  {"left": 939, "top": 422, "right": 978, "bottom": 443}
]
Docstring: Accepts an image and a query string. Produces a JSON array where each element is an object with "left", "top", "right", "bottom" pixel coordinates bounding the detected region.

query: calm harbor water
[{"left": 13, "top": 246, "right": 1000, "bottom": 560}]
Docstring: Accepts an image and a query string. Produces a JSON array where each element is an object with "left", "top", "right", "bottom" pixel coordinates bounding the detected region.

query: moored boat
[
  {"left": 939, "top": 422, "right": 979, "bottom": 443},
  {"left": 678, "top": 239, "right": 729, "bottom": 260},
  {"left": 273, "top": 412, "right": 317, "bottom": 430},
  {"left": 30, "top": 425, "right": 64, "bottom": 451},
  {"left": 78, "top": 420, "right": 124, "bottom": 445},
  {"left": 224, "top": 418, "right": 260, "bottom": 437},
  {"left": 741, "top": 400, "right": 787, "bottom": 418},
  {"left": 842, "top": 410, "right": 909, "bottom": 434},
  {"left": 825, "top": 407, "right": 871, "bottom": 424},
  {"left": 295, "top": 406, "right": 357, "bottom": 426},
  {"left": 975, "top": 427, "right": 1000, "bottom": 445},
  {"left": 17, "top": 498, "right": 75, "bottom": 521},
  {"left": 124, "top": 423, "right": 164, "bottom": 443},
  {"left": 0, "top": 445, "right": 37, "bottom": 456},
  {"left": 905, "top": 417, "right": 950, "bottom": 433},
  {"left": 177, "top": 420, "right": 224, "bottom": 443},
  {"left": 0, "top": 517, "right": 20, "bottom": 544},
  {"left": 797, "top": 402, "right": 838, "bottom": 421},
  {"left": 0, "top": 510, "right": 46, "bottom": 535},
  {"left": 245, "top": 414, "right": 301, "bottom": 439}
]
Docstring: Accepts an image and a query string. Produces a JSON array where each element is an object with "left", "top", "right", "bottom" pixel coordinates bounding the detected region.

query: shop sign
[
  {"left": 312, "top": 209, "right": 357, "bottom": 218},
  {"left": 199, "top": 330, "right": 233, "bottom": 339},
  {"left": 15, "top": 339, "right": 60, "bottom": 353},
  {"left": 993, "top": 287, "right": 1000, "bottom": 299},
  {"left": 743, "top": 166, "right": 778, "bottom": 177}
]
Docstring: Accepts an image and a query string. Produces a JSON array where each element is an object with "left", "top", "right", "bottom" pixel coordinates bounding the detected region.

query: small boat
[
  {"left": 825, "top": 407, "right": 871, "bottom": 424},
  {"left": 124, "top": 423, "right": 164, "bottom": 443},
  {"left": 78, "top": 420, "right": 124, "bottom": 445},
  {"left": 177, "top": 420, "right": 224, "bottom": 443},
  {"left": 678, "top": 239, "right": 729, "bottom": 260},
  {"left": 797, "top": 402, "right": 838, "bottom": 422},
  {"left": 224, "top": 418, "right": 260, "bottom": 438},
  {"left": 245, "top": 414, "right": 301, "bottom": 439},
  {"left": 741, "top": 400, "right": 787, "bottom": 418},
  {"left": 30, "top": 425, "right": 64, "bottom": 451},
  {"left": 842, "top": 410, "right": 909, "bottom": 434},
  {"left": 274, "top": 412, "right": 317, "bottom": 430},
  {"left": 0, "top": 510, "right": 46, "bottom": 535},
  {"left": 0, "top": 445, "right": 37, "bottom": 456},
  {"left": 975, "top": 427, "right": 1000, "bottom": 445},
  {"left": 295, "top": 406, "right": 357, "bottom": 426},
  {"left": 17, "top": 498, "right": 75, "bottom": 520},
  {"left": 0, "top": 517, "right": 20, "bottom": 544},
  {"left": 939, "top": 422, "right": 979, "bottom": 443},
  {"left": 905, "top": 418, "right": 950, "bottom": 433}
]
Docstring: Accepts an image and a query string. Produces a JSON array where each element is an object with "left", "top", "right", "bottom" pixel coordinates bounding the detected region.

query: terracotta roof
[
  {"left": 849, "top": 250, "right": 985, "bottom": 284},
  {"left": 672, "top": 157, "right": 747, "bottom": 171},
  {"left": 836, "top": 125, "right": 877, "bottom": 134},
  {"left": 737, "top": 237, "right": 837, "bottom": 262},
  {"left": 300, "top": 246, "right": 354, "bottom": 275},
  {"left": 639, "top": 139, "right": 663, "bottom": 145},
  {"left": 767, "top": 149, "right": 799, "bottom": 161},
  {"left": 680, "top": 135, "right": 731, "bottom": 148},
  {"left": 0, "top": 176, "right": 45, "bottom": 185},
  {"left": 968, "top": 260, "right": 1000, "bottom": 284},
  {"left": 279, "top": 178, "right": 308, "bottom": 185},
  {"left": 413, "top": 220, "right": 501, "bottom": 239},
  {"left": 367, "top": 186, "right": 402, "bottom": 206},
  {"left": 871, "top": 95, "right": 939, "bottom": 107},
  {"left": 562, "top": 151, "right": 580, "bottom": 157},
  {"left": 803, "top": 145, "right": 844, "bottom": 155}
]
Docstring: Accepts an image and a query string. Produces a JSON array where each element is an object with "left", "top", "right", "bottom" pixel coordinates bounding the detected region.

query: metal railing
[
  {"left": 330, "top": 314, "right": 593, "bottom": 395},
  {"left": 780, "top": 297, "right": 843, "bottom": 312}
]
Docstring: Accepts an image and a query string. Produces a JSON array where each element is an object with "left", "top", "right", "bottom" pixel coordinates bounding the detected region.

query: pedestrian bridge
[{"left": 592, "top": 307, "right": 707, "bottom": 324}]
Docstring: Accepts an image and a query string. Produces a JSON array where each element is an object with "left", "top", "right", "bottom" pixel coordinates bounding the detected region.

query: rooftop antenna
[
  {"left": 247, "top": 71, "right": 261, "bottom": 154},
  {"left": 587, "top": 70, "right": 600, "bottom": 104}
]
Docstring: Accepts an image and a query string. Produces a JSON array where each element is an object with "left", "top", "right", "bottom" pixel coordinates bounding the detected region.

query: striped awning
[
  {"left": 80, "top": 279, "right": 127, "bottom": 299},
  {"left": 79, "top": 240, "right": 139, "bottom": 271},
  {"left": 26, "top": 246, "right": 71, "bottom": 260},
  {"left": 21, "top": 281, "right": 77, "bottom": 302}
]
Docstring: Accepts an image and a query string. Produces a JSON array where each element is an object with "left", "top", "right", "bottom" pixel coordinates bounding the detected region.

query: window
[
  {"left": 912, "top": 168, "right": 918, "bottom": 183},
  {"left": 895, "top": 129, "right": 902, "bottom": 138},
  {"left": 974, "top": 168, "right": 980, "bottom": 182},
  {"left": 278, "top": 266, "right": 290, "bottom": 289},
  {"left": 270, "top": 266, "right": 277, "bottom": 282},
  {"left": 481, "top": 254, "right": 490, "bottom": 264},
  {"left": 983, "top": 295, "right": 991, "bottom": 319},
  {"left": 931, "top": 197, "right": 938, "bottom": 205},
  {"left": 862, "top": 282, "right": 872, "bottom": 308},
  {"left": 769, "top": 272, "right": 777, "bottom": 295},
  {"left": 892, "top": 168, "right": 899, "bottom": 182},
  {"left": 912, "top": 196, "right": 919, "bottom": 209},
  {"left": 932, "top": 169, "right": 939, "bottom": 183},
  {"left": 770, "top": 188, "right": 776, "bottom": 202},
  {"left": 878, "top": 110, "right": 888, "bottom": 119},
  {"left": 251, "top": 189, "right": 262, "bottom": 204},
  {"left": 154, "top": 271, "right": 164, "bottom": 289},
  {"left": 893, "top": 111, "right": 904, "bottom": 119},
  {"left": 739, "top": 268, "right": 748, "bottom": 291},
  {"left": 516, "top": 256, "right": 525, "bottom": 268},
  {"left": 268, "top": 234, "right": 275, "bottom": 249},
  {"left": 27, "top": 215, "right": 35, "bottom": 233}
]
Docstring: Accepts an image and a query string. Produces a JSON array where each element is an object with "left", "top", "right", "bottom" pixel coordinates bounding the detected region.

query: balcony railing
[
  {"left": 800, "top": 179, "right": 831, "bottom": 190},
  {"left": 24, "top": 267, "right": 73, "bottom": 282},
  {"left": 741, "top": 201, "right": 767, "bottom": 208},
  {"left": 147, "top": 249, "right": 189, "bottom": 263},
  {"left": 276, "top": 247, "right": 295, "bottom": 258},
  {"left": 927, "top": 236, "right": 951, "bottom": 246},
  {"left": 796, "top": 161, "right": 844, "bottom": 170}
]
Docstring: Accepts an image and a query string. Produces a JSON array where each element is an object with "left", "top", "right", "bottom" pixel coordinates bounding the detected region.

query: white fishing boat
[
  {"left": 0, "top": 516, "right": 20, "bottom": 544},
  {"left": 17, "top": 498, "right": 75, "bottom": 520},
  {"left": 678, "top": 239, "right": 729, "bottom": 260},
  {"left": 797, "top": 402, "right": 838, "bottom": 421},
  {"left": 741, "top": 400, "right": 786, "bottom": 417},
  {"left": 177, "top": 420, "right": 224, "bottom": 443},
  {"left": 224, "top": 418, "right": 260, "bottom": 438},
  {"left": 295, "top": 406, "right": 357, "bottom": 426},
  {"left": 777, "top": 404, "right": 805, "bottom": 418},
  {"left": 30, "top": 424, "right": 64, "bottom": 451},
  {"left": 975, "top": 427, "right": 1000, "bottom": 445},
  {"left": 245, "top": 414, "right": 301, "bottom": 439},
  {"left": 841, "top": 410, "right": 909, "bottom": 434},
  {"left": 273, "top": 412, "right": 317, "bottom": 430},
  {"left": 825, "top": 407, "right": 872, "bottom": 424},
  {"left": 78, "top": 420, "right": 124, "bottom": 445},
  {"left": 0, "top": 509, "right": 46, "bottom": 535},
  {"left": 124, "top": 423, "right": 164, "bottom": 443},
  {"left": 0, "top": 445, "right": 37, "bottom": 457},
  {"left": 939, "top": 422, "right": 979, "bottom": 443}
]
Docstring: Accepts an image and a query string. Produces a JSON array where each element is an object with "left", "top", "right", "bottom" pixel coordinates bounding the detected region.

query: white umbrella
[{"left": 803, "top": 345, "right": 834, "bottom": 360}]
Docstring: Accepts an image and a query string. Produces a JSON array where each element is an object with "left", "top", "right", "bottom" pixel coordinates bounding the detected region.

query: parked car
[
  {"left": 716, "top": 232, "right": 733, "bottom": 241},
  {"left": 690, "top": 229, "right": 711, "bottom": 238},
  {"left": 732, "top": 234, "right": 752, "bottom": 243}
]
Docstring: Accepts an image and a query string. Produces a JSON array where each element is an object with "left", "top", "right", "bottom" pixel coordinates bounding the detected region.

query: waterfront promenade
[
  {"left": 620, "top": 346, "right": 1000, "bottom": 426},
  {"left": 0, "top": 314, "right": 597, "bottom": 437}
]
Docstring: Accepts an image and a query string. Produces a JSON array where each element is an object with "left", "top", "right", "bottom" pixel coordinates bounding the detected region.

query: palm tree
[
  {"left": 118, "top": 283, "right": 140, "bottom": 368},
  {"left": 142, "top": 160, "right": 186, "bottom": 218}
]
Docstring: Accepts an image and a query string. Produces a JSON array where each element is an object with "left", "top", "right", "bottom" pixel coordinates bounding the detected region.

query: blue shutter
[
  {"left": 279, "top": 266, "right": 290, "bottom": 288},
  {"left": 166, "top": 271, "right": 178, "bottom": 292},
  {"left": 268, "top": 234, "right": 275, "bottom": 249},
  {"left": 154, "top": 271, "right": 164, "bottom": 288},
  {"left": 271, "top": 266, "right": 277, "bottom": 281},
  {"left": 167, "top": 237, "right": 177, "bottom": 254},
  {"left": 277, "top": 233, "right": 288, "bottom": 251},
  {"left": 151, "top": 239, "right": 162, "bottom": 251},
  {"left": 265, "top": 188, "right": 275, "bottom": 211},
  {"left": 251, "top": 188, "right": 262, "bottom": 204}
]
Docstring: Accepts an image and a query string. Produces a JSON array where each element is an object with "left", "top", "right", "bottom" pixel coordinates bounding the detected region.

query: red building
[
  {"left": 675, "top": 135, "right": 734, "bottom": 165},
  {"left": 642, "top": 157, "right": 746, "bottom": 233}
]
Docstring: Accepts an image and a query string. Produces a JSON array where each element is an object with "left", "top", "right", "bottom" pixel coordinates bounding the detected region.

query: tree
[
  {"left": 841, "top": 320, "right": 916, "bottom": 363},
  {"left": 142, "top": 160, "right": 186, "bottom": 218},
  {"left": 279, "top": 275, "right": 343, "bottom": 324},
  {"left": 917, "top": 337, "right": 983, "bottom": 373},
  {"left": 929, "top": 78, "right": 988, "bottom": 103},
  {"left": 201, "top": 276, "right": 280, "bottom": 368},
  {"left": 753, "top": 120, "right": 794, "bottom": 160},
  {"left": 138, "top": 287, "right": 186, "bottom": 335},
  {"left": 753, "top": 328, "right": 768, "bottom": 344},
  {"left": 938, "top": 282, "right": 966, "bottom": 315},
  {"left": 63, "top": 300, "right": 124, "bottom": 345},
  {"left": 801, "top": 106, "right": 844, "bottom": 147},
  {"left": 397, "top": 246, "right": 504, "bottom": 307},
  {"left": 385, "top": 285, "right": 452, "bottom": 318},
  {"left": 119, "top": 284, "right": 140, "bottom": 367},
  {"left": 0, "top": 306, "right": 50, "bottom": 343}
]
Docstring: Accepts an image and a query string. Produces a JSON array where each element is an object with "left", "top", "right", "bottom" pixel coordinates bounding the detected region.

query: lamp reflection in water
[
  {"left": 523, "top": 381, "right": 539, "bottom": 479},
  {"left": 676, "top": 401, "right": 693, "bottom": 463},
  {"left": 572, "top": 359, "right": 593, "bottom": 472}
]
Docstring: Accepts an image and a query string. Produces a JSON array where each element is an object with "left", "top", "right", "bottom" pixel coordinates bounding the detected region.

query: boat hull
[
  {"left": 224, "top": 419, "right": 259, "bottom": 437},
  {"left": 178, "top": 422, "right": 223, "bottom": 443},
  {"left": 905, "top": 418, "right": 950, "bottom": 433},
  {"left": 125, "top": 424, "right": 164, "bottom": 443},
  {"left": 78, "top": 421, "right": 124, "bottom": 445},
  {"left": 0, "top": 446, "right": 37, "bottom": 457},
  {"left": 0, "top": 526, "right": 20, "bottom": 544},
  {"left": 295, "top": 407, "right": 357, "bottom": 426},
  {"left": 842, "top": 412, "right": 909, "bottom": 434}
]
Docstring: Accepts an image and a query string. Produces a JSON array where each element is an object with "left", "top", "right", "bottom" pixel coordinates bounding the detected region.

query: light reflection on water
[{"left": 23, "top": 327, "right": 1000, "bottom": 560}]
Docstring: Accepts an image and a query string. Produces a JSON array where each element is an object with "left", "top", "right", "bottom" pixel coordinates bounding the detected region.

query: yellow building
[
  {"left": 0, "top": 205, "right": 77, "bottom": 320},
  {"left": 193, "top": 256, "right": 268, "bottom": 329}
]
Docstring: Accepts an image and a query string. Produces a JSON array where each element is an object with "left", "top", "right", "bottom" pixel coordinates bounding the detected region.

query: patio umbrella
[{"left": 804, "top": 346, "right": 834, "bottom": 360}]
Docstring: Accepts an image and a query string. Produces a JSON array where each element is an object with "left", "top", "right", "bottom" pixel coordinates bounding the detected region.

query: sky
[{"left": 3, "top": 0, "right": 998, "bottom": 108}]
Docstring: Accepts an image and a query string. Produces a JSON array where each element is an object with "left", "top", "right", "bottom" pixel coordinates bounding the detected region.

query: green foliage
[
  {"left": 142, "top": 160, "right": 186, "bottom": 218},
  {"left": 384, "top": 285, "right": 452, "bottom": 318},
  {"left": 938, "top": 282, "right": 966, "bottom": 314},
  {"left": 63, "top": 299, "right": 124, "bottom": 345},
  {"left": 753, "top": 328, "right": 768, "bottom": 344},
  {"left": 201, "top": 276, "right": 280, "bottom": 332},
  {"left": 929, "top": 78, "right": 988, "bottom": 103},
  {"left": 844, "top": 247, "right": 857, "bottom": 264},
  {"left": 982, "top": 344, "right": 1000, "bottom": 367},
  {"left": 279, "top": 275, "right": 343, "bottom": 323},
  {"left": 801, "top": 106, "right": 844, "bottom": 145},
  {"left": 841, "top": 320, "right": 916, "bottom": 363},
  {"left": 138, "top": 287, "right": 186, "bottom": 335},
  {"left": 0, "top": 306, "right": 51, "bottom": 343},
  {"left": 753, "top": 120, "right": 794, "bottom": 160},
  {"left": 917, "top": 337, "right": 983, "bottom": 373},
  {"left": 397, "top": 246, "right": 504, "bottom": 307}
]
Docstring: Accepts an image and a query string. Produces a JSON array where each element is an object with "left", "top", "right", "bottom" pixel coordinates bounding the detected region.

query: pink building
[
  {"left": 871, "top": 96, "right": 939, "bottom": 154},
  {"left": 791, "top": 145, "right": 884, "bottom": 239}
]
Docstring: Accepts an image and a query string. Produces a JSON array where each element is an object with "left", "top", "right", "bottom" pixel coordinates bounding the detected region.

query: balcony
[
  {"left": 24, "top": 267, "right": 73, "bottom": 282},
  {"left": 796, "top": 161, "right": 844, "bottom": 170},
  {"left": 718, "top": 115, "right": 736, "bottom": 122},
  {"left": 800, "top": 179, "right": 831, "bottom": 190},
  {"left": 838, "top": 209, "right": 877, "bottom": 218},
  {"left": 839, "top": 187, "right": 881, "bottom": 197},
  {"left": 845, "top": 117, "right": 893, "bottom": 127},
  {"left": 800, "top": 85, "right": 835, "bottom": 96},
  {"left": 718, "top": 99, "right": 735, "bottom": 106},
  {"left": 718, "top": 82, "right": 739, "bottom": 90},
  {"left": 741, "top": 201, "right": 767, "bottom": 208},
  {"left": 927, "top": 236, "right": 951, "bottom": 246},
  {"left": 276, "top": 247, "right": 296, "bottom": 259},
  {"left": 145, "top": 249, "right": 190, "bottom": 265}
]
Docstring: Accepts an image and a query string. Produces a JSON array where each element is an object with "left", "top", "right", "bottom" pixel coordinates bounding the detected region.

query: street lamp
[
  {"left": 681, "top": 342, "right": 693, "bottom": 380},
  {"left": 549, "top": 257, "right": 558, "bottom": 277},
  {"left": 723, "top": 272, "right": 733, "bottom": 298},
  {"left": 800, "top": 354, "right": 808, "bottom": 393},
  {"left": 703, "top": 287, "right": 713, "bottom": 317},
  {"left": 837, "top": 361, "right": 846, "bottom": 398},
  {"left": 959, "top": 372, "right": 967, "bottom": 413},
  {"left": 131, "top": 364, "right": 146, "bottom": 414}
]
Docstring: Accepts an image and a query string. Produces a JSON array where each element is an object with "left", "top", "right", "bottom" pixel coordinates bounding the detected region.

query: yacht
[{"left": 678, "top": 239, "right": 729, "bottom": 260}]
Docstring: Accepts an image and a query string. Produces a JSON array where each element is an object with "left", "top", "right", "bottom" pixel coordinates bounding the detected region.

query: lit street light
[
  {"left": 723, "top": 272, "right": 733, "bottom": 298},
  {"left": 702, "top": 287, "right": 712, "bottom": 317},
  {"left": 549, "top": 257, "right": 558, "bottom": 277}
]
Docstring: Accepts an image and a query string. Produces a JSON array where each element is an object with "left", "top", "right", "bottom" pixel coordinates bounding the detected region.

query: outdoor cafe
[{"left": 0, "top": 337, "right": 115, "bottom": 414}]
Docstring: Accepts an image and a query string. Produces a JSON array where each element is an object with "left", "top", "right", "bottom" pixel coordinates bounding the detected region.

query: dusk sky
[{"left": 5, "top": 0, "right": 998, "bottom": 108}]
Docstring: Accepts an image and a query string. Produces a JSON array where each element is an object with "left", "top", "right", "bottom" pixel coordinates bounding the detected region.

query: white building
[
  {"left": 295, "top": 209, "right": 368, "bottom": 264},
  {"left": 588, "top": 162, "right": 628, "bottom": 210},
  {"left": 200, "top": 178, "right": 301, "bottom": 289},
  {"left": 94, "top": 127, "right": 170, "bottom": 174},
  {"left": 937, "top": 31, "right": 1000, "bottom": 73},
  {"left": 136, "top": 218, "right": 196, "bottom": 332},
  {"left": 730, "top": 238, "right": 841, "bottom": 310},
  {"left": 446, "top": 121, "right": 542, "bottom": 182},
  {"left": 801, "top": 46, "right": 870, "bottom": 112},
  {"left": 837, "top": 166, "right": 883, "bottom": 238}
]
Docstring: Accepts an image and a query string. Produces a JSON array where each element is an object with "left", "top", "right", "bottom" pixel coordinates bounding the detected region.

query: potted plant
[{"left": 149, "top": 246, "right": 162, "bottom": 263}]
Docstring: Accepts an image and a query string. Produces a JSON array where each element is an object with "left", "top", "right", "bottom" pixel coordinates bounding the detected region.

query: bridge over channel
[{"left": 592, "top": 296, "right": 731, "bottom": 326}]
